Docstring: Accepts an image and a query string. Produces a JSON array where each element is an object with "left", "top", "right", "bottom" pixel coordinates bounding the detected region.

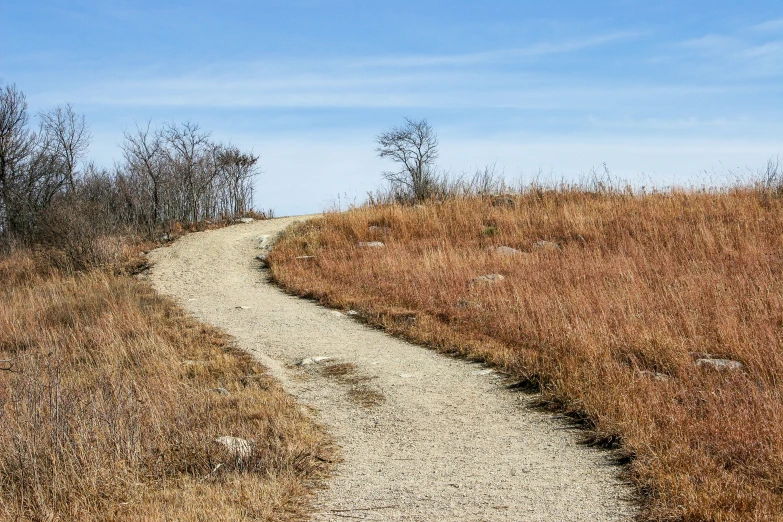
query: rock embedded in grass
[
  {"left": 695, "top": 358, "right": 744, "bottom": 371},
  {"left": 471, "top": 274, "right": 506, "bottom": 285},
  {"left": 235, "top": 217, "right": 254, "bottom": 224},
  {"left": 214, "top": 436, "right": 255, "bottom": 460},
  {"left": 357, "top": 241, "right": 385, "bottom": 248}
]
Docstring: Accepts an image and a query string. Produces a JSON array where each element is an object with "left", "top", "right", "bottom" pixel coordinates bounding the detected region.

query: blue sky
[{"left": 2, "top": 1, "right": 782, "bottom": 215}]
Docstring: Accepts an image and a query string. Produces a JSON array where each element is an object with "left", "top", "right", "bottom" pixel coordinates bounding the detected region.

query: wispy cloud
[
  {"left": 342, "top": 31, "right": 643, "bottom": 68},
  {"left": 63, "top": 67, "right": 737, "bottom": 112},
  {"left": 676, "top": 30, "right": 783, "bottom": 79},
  {"left": 47, "top": 30, "right": 732, "bottom": 113},
  {"left": 751, "top": 18, "right": 783, "bottom": 33}
]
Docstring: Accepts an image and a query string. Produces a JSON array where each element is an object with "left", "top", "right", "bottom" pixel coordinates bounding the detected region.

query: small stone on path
[{"left": 298, "top": 356, "right": 333, "bottom": 366}]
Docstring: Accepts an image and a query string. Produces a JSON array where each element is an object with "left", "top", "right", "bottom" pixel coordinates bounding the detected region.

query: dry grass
[
  {"left": 270, "top": 189, "right": 783, "bottom": 521},
  {"left": 319, "top": 362, "right": 385, "bottom": 408},
  {"left": 0, "top": 253, "right": 333, "bottom": 521}
]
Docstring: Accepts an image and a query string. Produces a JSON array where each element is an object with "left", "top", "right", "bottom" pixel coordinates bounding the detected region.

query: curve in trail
[{"left": 148, "top": 216, "right": 635, "bottom": 521}]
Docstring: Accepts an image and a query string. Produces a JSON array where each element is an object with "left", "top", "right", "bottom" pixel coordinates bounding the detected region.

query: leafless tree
[
  {"left": 161, "top": 121, "right": 212, "bottom": 223},
  {"left": 214, "top": 145, "right": 258, "bottom": 216},
  {"left": 119, "top": 121, "right": 259, "bottom": 231},
  {"left": 0, "top": 85, "right": 76, "bottom": 244},
  {"left": 121, "top": 122, "right": 164, "bottom": 229},
  {"left": 39, "top": 104, "right": 91, "bottom": 191},
  {"left": 0, "top": 84, "right": 34, "bottom": 245},
  {"left": 0, "top": 83, "right": 264, "bottom": 262},
  {"left": 375, "top": 118, "right": 439, "bottom": 202}
]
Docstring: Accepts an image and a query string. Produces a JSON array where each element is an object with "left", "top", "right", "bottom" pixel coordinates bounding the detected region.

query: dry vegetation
[
  {"left": 0, "top": 250, "right": 333, "bottom": 521},
  {"left": 270, "top": 188, "right": 783, "bottom": 521}
]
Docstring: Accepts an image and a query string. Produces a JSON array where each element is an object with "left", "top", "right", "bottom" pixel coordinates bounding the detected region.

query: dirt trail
[{"left": 148, "top": 216, "right": 635, "bottom": 521}]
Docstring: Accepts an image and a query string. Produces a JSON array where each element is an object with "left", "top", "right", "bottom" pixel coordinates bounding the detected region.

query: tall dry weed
[{"left": 271, "top": 189, "right": 783, "bottom": 521}]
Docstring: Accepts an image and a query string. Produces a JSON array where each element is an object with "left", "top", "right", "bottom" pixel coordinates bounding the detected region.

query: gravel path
[{"left": 148, "top": 216, "right": 635, "bottom": 521}]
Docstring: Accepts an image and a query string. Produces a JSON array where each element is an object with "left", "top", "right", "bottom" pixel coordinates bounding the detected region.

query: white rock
[
  {"left": 346, "top": 310, "right": 359, "bottom": 316},
  {"left": 215, "top": 387, "right": 230, "bottom": 395},
  {"left": 357, "top": 241, "right": 385, "bottom": 248},
  {"left": 695, "top": 358, "right": 743, "bottom": 371},
  {"left": 214, "top": 436, "right": 254, "bottom": 460},
  {"left": 472, "top": 369, "right": 495, "bottom": 376},
  {"left": 236, "top": 217, "right": 254, "bottom": 224},
  {"left": 298, "top": 356, "right": 333, "bottom": 366},
  {"left": 256, "top": 252, "right": 269, "bottom": 268}
]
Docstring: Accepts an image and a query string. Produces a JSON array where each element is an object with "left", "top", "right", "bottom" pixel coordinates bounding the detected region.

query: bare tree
[
  {"left": 0, "top": 83, "right": 266, "bottom": 259},
  {"left": 121, "top": 122, "right": 164, "bottom": 229},
  {"left": 375, "top": 118, "right": 439, "bottom": 202},
  {"left": 160, "top": 121, "right": 211, "bottom": 223},
  {"left": 0, "top": 84, "right": 34, "bottom": 245},
  {"left": 39, "top": 104, "right": 91, "bottom": 191},
  {"left": 215, "top": 145, "right": 258, "bottom": 215}
]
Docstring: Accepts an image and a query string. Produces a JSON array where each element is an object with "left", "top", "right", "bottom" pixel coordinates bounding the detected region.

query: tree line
[{"left": 0, "top": 83, "right": 259, "bottom": 256}]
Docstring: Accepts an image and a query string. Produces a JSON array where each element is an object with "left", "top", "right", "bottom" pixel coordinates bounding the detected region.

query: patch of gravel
[{"left": 148, "top": 216, "right": 635, "bottom": 521}]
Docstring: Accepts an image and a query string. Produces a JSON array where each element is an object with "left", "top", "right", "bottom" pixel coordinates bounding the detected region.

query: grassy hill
[{"left": 271, "top": 188, "right": 783, "bottom": 521}]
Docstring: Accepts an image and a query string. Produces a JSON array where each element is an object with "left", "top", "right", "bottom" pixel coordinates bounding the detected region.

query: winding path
[{"left": 148, "top": 216, "right": 635, "bottom": 521}]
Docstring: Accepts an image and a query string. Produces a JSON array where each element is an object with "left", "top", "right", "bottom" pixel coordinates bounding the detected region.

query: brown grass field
[
  {"left": 0, "top": 250, "right": 333, "bottom": 521},
  {"left": 270, "top": 189, "right": 783, "bottom": 521}
]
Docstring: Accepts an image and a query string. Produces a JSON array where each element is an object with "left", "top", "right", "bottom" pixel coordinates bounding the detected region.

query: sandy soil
[{"left": 148, "top": 216, "right": 635, "bottom": 521}]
